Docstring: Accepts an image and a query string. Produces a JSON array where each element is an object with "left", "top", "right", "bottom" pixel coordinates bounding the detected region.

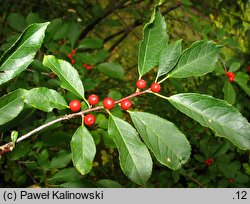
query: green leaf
[
  {"left": 179, "top": 0, "right": 193, "bottom": 6},
  {"left": 0, "top": 89, "right": 27, "bottom": 125},
  {"left": 53, "top": 22, "right": 69, "bottom": 40},
  {"left": 213, "top": 141, "right": 230, "bottom": 158},
  {"left": 129, "top": 111, "right": 191, "bottom": 170},
  {"left": 70, "top": 126, "right": 96, "bottom": 175},
  {"left": 50, "top": 150, "right": 72, "bottom": 169},
  {"left": 169, "top": 41, "right": 220, "bottom": 78},
  {"left": 59, "top": 181, "right": 92, "bottom": 188},
  {"left": 7, "top": 13, "right": 26, "bottom": 32},
  {"left": 168, "top": 93, "right": 250, "bottom": 150},
  {"left": 229, "top": 61, "right": 241, "bottom": 72},
  {"left": 96, "top": 179, "right": 123, "bottom": 188},
  {"left": 23, "top": 87, "right": 68, "bottom": 112},
  {"left": 96, "top": 62, "right": 124, "bottom": 80},
  {"left": 108, "top": 115, "right": 152, "bottom": 185},
  {"left": 67, "top": 22, "right": 81, "bottom": 47},
  {"left": 26, "top": 12, "right": 41, "bottom": 25},
  {"left": 48, "top": 168, "right": 82, "bottom": 184},
  {"left": 11, "top": 131, "right": 18, "bottom": 144},
  {"left": 10, "top": 141, "right": 31, "bottom": 160},
  {"left": 94, "top": 49, "right": 109, "bottom": 63},
  {"left": 138, "top": 11, "right": 168, "bottom": 77},
  {"left": 77, "top": 53, "right": 96, "bottom": 64},
  {"left": 37, "top": 149, "right": 50, "bottom": 170},
  {"left": 78, "top": 37, "right": 103, "bottom": 49},
  {"left": 43, "top": 55, "right": 85, "bottom": 99},
  {"left": 0, "top": 22, "right": 50, "bottom": 85},
  {"left": 157, "top": 40, "right": 182, "bottom": 77},
  {"left": 235, "top": 72, "right": 250, "bottom": 96},
  {"left": 223, "top": 80, "right": 236, "bottom": 105}
]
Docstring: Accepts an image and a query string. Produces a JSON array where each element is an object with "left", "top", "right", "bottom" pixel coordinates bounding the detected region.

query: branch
[
  {"left": 0, "top": 88, "right": 150, "bottom": 155},
  {"left": 105, "top": 3, "right": 181, "bottom": 52},
  {"left": 108, "top": 32, "right": 128, "bottom": 52},
  {"left": 79, "top": 0, "right": 129, "bottom": 39}
]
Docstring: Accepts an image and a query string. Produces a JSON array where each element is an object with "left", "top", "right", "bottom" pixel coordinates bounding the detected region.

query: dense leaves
[
  {"left": 0, "top": 0, "right": 249, "bottom": 188},
  {"left": 168, "top": 93, "right": 250, "bottom": 150}
]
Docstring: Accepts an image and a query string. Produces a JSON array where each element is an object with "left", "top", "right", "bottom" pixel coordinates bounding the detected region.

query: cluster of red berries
[
  {"left": 226, "top": 71, "right": 235, "bottom": 82},
  {"left": 67, "top": 49, "right": 77, "bottom": 65},
  {"left": 68, "top": 79, "right": 162, "bottom": 126},
  {"left": 136, "top": 79, "right": 161, "bottom": 93},
  {"left": 204, "top": 157, "right": 214, "bottom": 166},
  {"left": 68, "top": 94, "right": 133, "bottom": 126},
  {"left": 83, "top": 63, "right": 94, "bottom": 71},
  {"left": 228, "top": 178, "right": 234, "bottom": 183}
]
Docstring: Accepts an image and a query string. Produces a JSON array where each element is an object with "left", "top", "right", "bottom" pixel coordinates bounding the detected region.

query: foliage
[{"left": 0, "top": 0, "right": 249, "bottom": 188}]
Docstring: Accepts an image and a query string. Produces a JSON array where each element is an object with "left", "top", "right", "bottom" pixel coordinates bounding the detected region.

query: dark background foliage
[{"left": 0, "top": 0, "right": 249, "bottom": 187}]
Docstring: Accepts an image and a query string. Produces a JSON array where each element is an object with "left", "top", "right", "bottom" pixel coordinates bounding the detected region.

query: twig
[
  {"left": 79, "top": 0, "right": 129, "bottom": 39},
  {"left": 0, "top": 89, "right": 150, "bottom": 155},
  {"left": 185, "top": 173, "right": 205, "bottom": 188},
  {"left": 218, "top": 56, "right": 228, "bottom": 73}
]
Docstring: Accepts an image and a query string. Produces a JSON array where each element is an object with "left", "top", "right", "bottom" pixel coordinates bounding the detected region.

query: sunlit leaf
[
  {"left": 23, "top": 87, "right": 68, "bottom": 112},
  {"left": 43, "top": 55, "right": 85, "bottom": 99},
  {"left": 0, "top": 22, "right": 50, "bottom": 85}
]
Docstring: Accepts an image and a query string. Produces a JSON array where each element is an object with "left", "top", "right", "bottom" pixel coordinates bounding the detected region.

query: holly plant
[{"left": 0, "top": 2, "right": 250, "bottom": 186}]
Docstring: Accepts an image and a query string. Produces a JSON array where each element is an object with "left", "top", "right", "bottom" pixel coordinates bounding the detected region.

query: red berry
[
  {"left": 228, "top": 76, "right": 235, "bottom": 82},
  {"left": 84, "top": 114, "right": 96, "bottom": 126},
  {"left": 71, "top": 49, "right": 76, "bottom": 54},
  {"left": 67, "top": 53, "right": 72, "bottom": 59},
  {"left": 228, "top": 178, "right": 234, "bottom": 183},
  {"left": 136, "top": 79, "right": 147, "bottom": 89},
  {"left": 226, "top": 71, "right": 234, "bottom": 78},
  {"left": 226, "top": 72, "right": 235, "bottom": 82},
  {"left": 103, "top": 97, "right": 115, "bottom": 110},
  {"left": 69, "top": 100, "right": 81, "bottom": 112},
  {"left": 150, "top": 82, "right": 161, "bottom": 93},
  {"left": 88, "top": 94, "right": 99, "bottom": 106},
  {"left": 121, "top": 99, "right": 132, "bottom": 110},
  {"left": 247, "top": 66, "right": 250, "bottom": 73},
  {"left": 71, "top": 59, "right": 76, "bottom": 64},
  {"left": 205, "top": 157, "right": 214, "bottom": 166},
  {"left": 86, "top": 65, "right": 91, "bottom": 70}
]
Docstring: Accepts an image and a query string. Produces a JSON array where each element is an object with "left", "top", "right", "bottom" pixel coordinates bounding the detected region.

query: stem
[
  {"left": 115, "top": 88, "right": 150, "bottom": 104},
  {"left": 0, "top": 88, "right": 150, "bottom": 155},
  {"left": 218, "top": 56, "right": 227, "bottom": 73},
  {"left": 158, "top": 74, "right": 170, "bottom": 84},
  {"left": 151, "top": 92, "right": 169, "bottom": 100},
  {"left": 83, "top": 97, "right": 91, "bottom": 108}
]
